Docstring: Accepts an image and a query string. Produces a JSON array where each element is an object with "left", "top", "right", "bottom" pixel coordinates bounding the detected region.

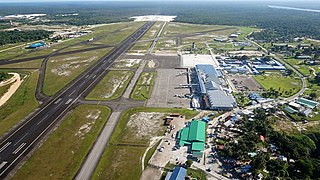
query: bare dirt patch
[
  {"left": 75, "top": 109, "right": 101, "bottom": 138},
  {"left": 125, "top": 112, "right": 165, "bottom": 141},
  {"left": 51, "top": 56, "right": 97, "bottom": 76},
  {"left": 103, "top": 72, "right": 131, "bottom": 98},
  {"left": 114, "top": 59, "right": 141, "bottom": 68}
]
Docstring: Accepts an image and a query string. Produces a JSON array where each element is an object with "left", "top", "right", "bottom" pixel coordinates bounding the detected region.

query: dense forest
[
  {"left": 0, "top": 1, "right": 319, "bottom": 41},
  {"left": 0, "top": 30, "right": 52, "bottom": 45}
]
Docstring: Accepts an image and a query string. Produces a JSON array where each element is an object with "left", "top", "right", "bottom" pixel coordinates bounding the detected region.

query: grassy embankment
[{"left": 13, "top": 105, "right": 111, "bottom": 180}]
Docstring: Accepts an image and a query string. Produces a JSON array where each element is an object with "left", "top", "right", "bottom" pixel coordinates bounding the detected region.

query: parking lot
[
  {"left": 147, "top": 68, "right": 191, "bottom": 108},
  {"left": 227, "top": 75, "right": 263, "bottom": 92}
]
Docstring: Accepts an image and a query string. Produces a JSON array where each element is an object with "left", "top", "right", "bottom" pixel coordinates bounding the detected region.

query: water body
[{"left": 268, "top": 5, "right": 320, "bottom": 13}]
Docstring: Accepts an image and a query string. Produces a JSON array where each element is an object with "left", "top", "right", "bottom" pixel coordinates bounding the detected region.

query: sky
[{"left": 0, "top": 0, "right": 315, "bottom": 2}]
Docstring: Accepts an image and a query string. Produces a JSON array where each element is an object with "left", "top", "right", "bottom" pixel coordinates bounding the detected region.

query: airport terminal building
[{"left": 194, "top": 64, "right": 237, "bottom": 111}]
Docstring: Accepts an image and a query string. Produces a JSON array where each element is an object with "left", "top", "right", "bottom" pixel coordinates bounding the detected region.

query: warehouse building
[
  {"left": 177, "top": 120, "right": 206, "bottom": 158},
  {"left": 195, "top": 64, "right": 236, "bottom": 110},
  {"left": 28, "top": 42, "right": 46, "bottom": 49}
]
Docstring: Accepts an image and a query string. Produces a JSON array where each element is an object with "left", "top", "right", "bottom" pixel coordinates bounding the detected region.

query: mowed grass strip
[
  {"left": 254, "top": 74, "right": 302, "bottom": 97},
  {"left": 0, "top": 83, "right": 12, "bottom": 98},
  {"left": 43, "top": 48, "right": 111, "bottom": 96},
  {"left": 86, "top": 70, "right": 134, "bottom": 100},
  {"left": 0, "top": 71, "right": 39, "bottom": 136},
  {"left": 13, "top": 105, "right": 111, "bottom": 180},
  {"left": 92, "top": 107, "right": 199, "bottom": 180},
  {"left": 0, "top": 59, "right": 43, "bottom": 69},
  {"left": 131, "top": 72, "right": 156, "bottom": 100}
]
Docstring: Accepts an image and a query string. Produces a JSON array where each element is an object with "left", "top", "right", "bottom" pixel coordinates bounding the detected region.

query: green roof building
[
  {"left": 297, "top": 98, "right": 318, "bottom": 109},
  {"left": 177, "top": 120, "right": 206, "bottom": 155}
]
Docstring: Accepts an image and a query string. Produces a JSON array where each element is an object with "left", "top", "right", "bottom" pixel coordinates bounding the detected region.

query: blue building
[
  {"left": 165, "top": 166, "right": 187, "bottom": 180},
  {"left": 28, "top": 42, "right": 45, "bottom": 49}
]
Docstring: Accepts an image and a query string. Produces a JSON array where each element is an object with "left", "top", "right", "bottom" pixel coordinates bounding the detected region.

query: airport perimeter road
[{"left": 0, "top": 21, "right": 155, "bottom": 178}]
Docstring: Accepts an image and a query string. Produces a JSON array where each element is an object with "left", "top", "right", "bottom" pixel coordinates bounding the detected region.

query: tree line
[{"left": 0, "top": 30, "right": 52, "bottom": 46}]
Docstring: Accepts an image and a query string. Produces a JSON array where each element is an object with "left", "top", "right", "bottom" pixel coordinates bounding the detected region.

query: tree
[{"left": 186, "top": 159, "right": 193, "bottom": 168}]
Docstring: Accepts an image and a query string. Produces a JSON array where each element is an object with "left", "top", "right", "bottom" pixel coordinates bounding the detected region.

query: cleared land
[
  {"left": 113, "top": 58, "right": 141, "bottom": 69},
  {"left": 254, "top": 73, "right": 302, "bottom": 97},
  {"left": 92, "top": 107, "right": 198, "bottom": 180},
  {"left": 86, "top": 70, "right": 134, "bottom": 100},
  {"left": 228, "top": 75, "right": 263, "bottom": 92},
  {"left": 0, "top": 71, "right": 39, "bottom": 136},
  {"left": 13, "top": 105, "right": 111, "bottom": 180},
  {"left": 43, "top": 48, "right": 111, "bottom": 96},
  {"left": 131, "top": 72, "right": 156, "bottom": 100}
]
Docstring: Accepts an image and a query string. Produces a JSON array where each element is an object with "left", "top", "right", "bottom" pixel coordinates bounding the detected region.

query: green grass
[
  {"left": 0, "top": 71, "right": 39, "bottom": 136},
  {"left": 284, "top": 58, "right": 318, "bottom": 76},
  {"left": 164, "top": 22, "right": 234, "bottom": 36},
  {"left": 86, "top": 70, "right": 134, "bottom": 100},
  {"left": 254, "top": 74, "right": 302, "bottom": 97},
  {"left": 0, "top": 22, "right": 143, "bottom": 61},
  {"left": 92, "top": 107, "right": 199, "bottom": 180},
  {"left": 93, "top": 146, "right": 146, "bottom": 180},
  {"left": 131, "top": 72, "right": 156, "bottom": 100},
  {"left": 0, "top": 83, "right": 12, "bottom": 97},
  {"left": 187, "top": 168, "right": 207, "bottom": 180},
  {"left": 43, "top": 48, "right": 111, "bottom": 96},
  {"left": 0, "top": 59, "right": 43, "bottom": 69},
  {"left": 13, "top": 105, "right": 111, "bottom": 180},
  {"left": 237, "top": 26, "right": 258, "bottom": 40}
]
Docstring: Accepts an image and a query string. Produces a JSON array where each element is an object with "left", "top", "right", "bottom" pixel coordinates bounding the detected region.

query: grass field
[
  {"left": 0, "top": 83, "right": 12, "bottom": 98},
  {"left": 284, "top": 58, "right": 319, "bottom": 76},
  {"left": 0, "top": 22, "right": 143, "bottom": 62},
  {"left": 86, "top": 70, "right": 134, "bottom": 100},
  {"left": 254, "top": 73, "right": 302, "bottom": 97},
  {"left": 93, "top": 22, "right": 145, "bottom": 45},
  {"left": 130, "top": 22, "right": 164, "bottom": 53},
  {"left": 92, "top": 107, "right": 198, "bottom": 180},
  {"left": 13, "top": 105, "right": 111, "bottom": 180},
  {"left": 131, "top": 72, "right": 156, "bottom": 100},
  {"left": 43, "top": 48, "right": 111, "bottom": 96},
  {"left": 0, "top": 59, "right": 43, "bottom": 69},
  {"left": 0, "top": 71, "right": 39, "bottom": 136}
]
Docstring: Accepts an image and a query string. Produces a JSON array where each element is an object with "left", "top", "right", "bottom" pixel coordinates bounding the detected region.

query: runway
[{"left": 0, "top": 21, "right": 155, "bottom": 178}]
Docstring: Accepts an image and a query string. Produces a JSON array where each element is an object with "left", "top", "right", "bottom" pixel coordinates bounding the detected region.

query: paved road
[
  {"left": 0, "top": 21, "right": 155, "bottom": 178},
  {"left": 75, "top": 111, "right": 122, "bottom": 180}
]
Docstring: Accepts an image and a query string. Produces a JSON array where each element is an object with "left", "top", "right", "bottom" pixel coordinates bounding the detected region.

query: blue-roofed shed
[
  {"left": 28, "top": 42, "right": 45, "bottom": 48},
  {"left": 165, "top": 167, "right": 187, "bottom": 180}
]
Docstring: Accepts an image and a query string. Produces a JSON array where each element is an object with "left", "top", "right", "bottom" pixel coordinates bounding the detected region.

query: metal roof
[
  {"left": 297, "top": 98, "right": 318, "bottom": 109},
  {"left": 192, "top": 142, "right": 205, "bottom": 151},
  {"left": 169, "top": 167, "right": 187, "bottom": 180},
  {"left": 188, "top": 120, "right": 206, "bottom": 142},
  {"left": 284, "top": 106, "right": 298, "bottom": 114},
  {"left": 207, "top": 90, "right": 236, "bottom": 109}
]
